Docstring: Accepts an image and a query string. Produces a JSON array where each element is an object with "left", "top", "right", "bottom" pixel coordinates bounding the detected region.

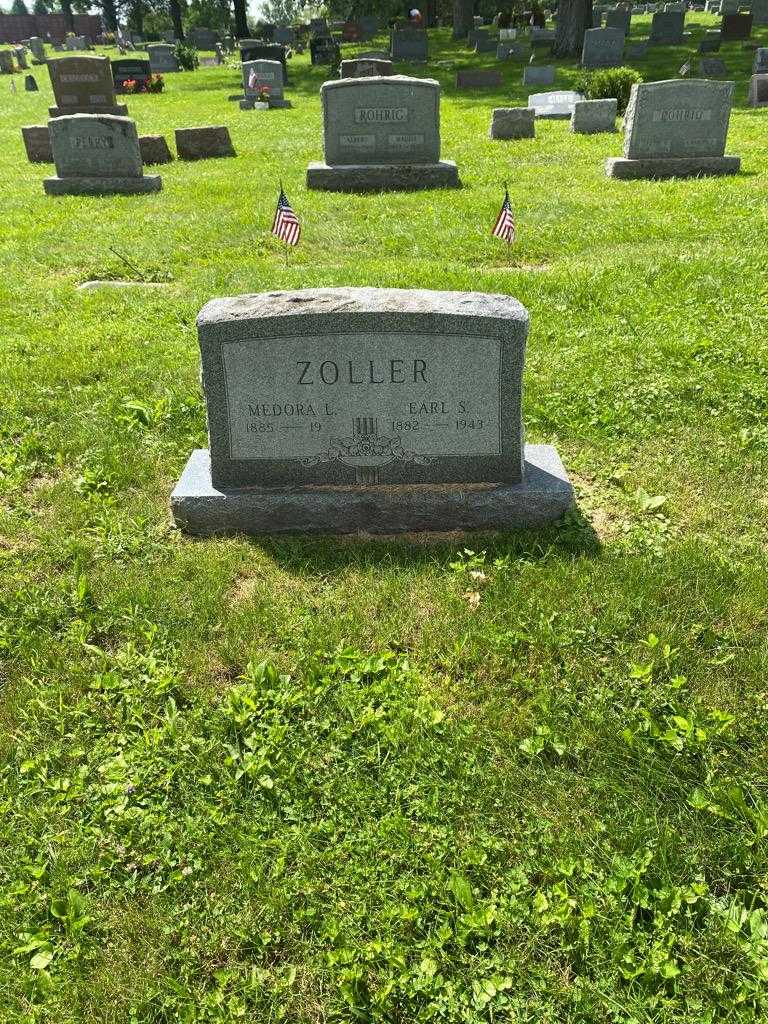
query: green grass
[{"left": 2, "top": 21, "right": 768, "bottom": 1022}]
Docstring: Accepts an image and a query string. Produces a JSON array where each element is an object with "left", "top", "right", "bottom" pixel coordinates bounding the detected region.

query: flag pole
[{"left": 505, "top": 181, "right": 511, "bottom": 265}]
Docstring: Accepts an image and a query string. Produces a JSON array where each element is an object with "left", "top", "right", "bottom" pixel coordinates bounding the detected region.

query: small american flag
[
  {"left": 492, "top": 188, "right": 516, "bottom": 245},
  {"left": 272, "top": 187, "right": 301, "bottom": 246},
  {"left": 248, "top": 68, "right": 257, "bottom": 89},
  {"left": 679, "top": 58, "right": 691, "bottom": 77}
]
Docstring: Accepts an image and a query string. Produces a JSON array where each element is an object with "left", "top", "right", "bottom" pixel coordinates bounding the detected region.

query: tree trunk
[
  {"left": 169, "top": 0, "right": 184, "bottom": 40},
  {"left": 100, "top": 0, "right": 117, "bottom": 31},
  {"left": 60, "top": 0, "right": 75, "bottom": 32},
  {"left": 131, "top": 0, "right": 144, "bottom": 34},
  {"left": 552, "top": 0, "right": 591, "bottom": 57},
  {"left": 232, "top": 0, "right": 248, "bottom": 38},
  {"left": 452, "top": 0, "right": 473, "bottom": 40}
]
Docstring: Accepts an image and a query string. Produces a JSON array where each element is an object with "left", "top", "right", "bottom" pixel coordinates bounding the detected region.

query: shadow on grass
[{"left": 246, "top": 504, "right": 600, "bottom": 577}]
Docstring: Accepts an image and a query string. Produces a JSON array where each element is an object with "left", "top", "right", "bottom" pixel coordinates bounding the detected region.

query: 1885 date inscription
[{"left": 221, "top": 332, "right": 501, "bottom": 463}]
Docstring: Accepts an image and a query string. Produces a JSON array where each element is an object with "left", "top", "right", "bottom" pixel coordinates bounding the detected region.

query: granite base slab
[
  {"left": 170, "top": 445, "right": 573, "bottom": 536},
  {"left": 43, "top": 175, "right": 162, "bottom": 195},
  {"left": 306, "top": 160, "right": 460, "bottom": 192},
  {"left": 49, "top": 103, "right": 128, "bottom": 117},
  {"left": 239, "top": 96, "right": 292, "bottom": 109},
  {"left": 606, "top": 155, "right": 740, "bottom": 179}
]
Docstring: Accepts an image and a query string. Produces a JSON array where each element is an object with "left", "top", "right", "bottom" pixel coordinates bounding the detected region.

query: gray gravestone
[
  {"left": 581, "top": 27, "right": 625, "bottom": 67},
  {"left": 170, "top": 288, "right": 573, "bottom": 535},
  {"left": 748, "top": 73, "right": 768, "bottom": 106},
  {"left": 274, "top": 26, "right": 295, "bottom": 45},
  {"left": 457, "top": 68, "right": 503, "bottom": 88},
  {"left": 489, "top": 107, "right": 536, "bottom": 138},
  {"left": 497, "top": 42, "right": 526, "bottom": 59},
  {"left": 649, "top": 10, "right": 685, "bottom": 42},
  {"left": 43, "top": 114, "right": 161, "bottom": 195},
  {"left": 390, "top": 27, "right": 428, "bottom": 62},
  {"left": 523, "top": 65, "right": 555, "bottom": 85},
  {"left": 753, "top": 0, "right": 768, "bottom": 25},
  {"left": 29, "top": 37, "right": 45, "bottom": 62},
  {"left": 189, "top": 27, "right": 218, "bottom": 49},
  {"left": 754, "top": 49, "right": 768, "bottom": 73},
  {"left": 571, "top": 97, "right": 617, "bottom": 132},
  {"left": 341, "top": 58, "right": 394, "bottom": 78},
  {"left": 147, "top": 43, "right": 179, "bottom": 73},
  {"left": 47, "top": 56, "right": 127, "bottom": 117},
  {"left": 24, "top": 73, "right": 38, "bottom": 91},
  {"left": 698, "top": 31, "right": 721, "bottom": 52},
  {"left": 0, "top": 51, "right": 15, "bottom": 73},
  {"left": 627, "top": 41, "right": 649, "bottom": 57},
  {"left": 606, "top": 79, "right": 739, "bottom": 178},
  {"left": 240, "top": 59, "right": 288, "bottom": 108},
  {"left": 698, "top": 57, "right": 728, "bottom": 76},
  {"left": 307, "top": 76, "right": 459, "bottom": 191},
  {"left": 606, "top": 7, "right": 631, "bottom": 32},
  {"left": 175, "top": 125, "right": 235, "bottom": 160},
  {"left": 22, "top": 124, "right": 52, "bottom": 162},
  {"left": 530, "top": 27, "right": 556, "bottom": 45},
  {"left": 139, "top": 134, "right": 173, "bottom": 164},
  {"left": 528, "top": 89, "right": 583, "bottom": 117},
  {"left": 14, "top": 46, "right": 28, "bottom": 70},
  {"left": 359, "top": 15, "right": 379, "bottom": 38}
]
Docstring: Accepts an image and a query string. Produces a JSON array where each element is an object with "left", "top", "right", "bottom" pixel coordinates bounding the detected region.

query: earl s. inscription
[{"left": 221, "top": 332, "right": 502, "bottom": 463}]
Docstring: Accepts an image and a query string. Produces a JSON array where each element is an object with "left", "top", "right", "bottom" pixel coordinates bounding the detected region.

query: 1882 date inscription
[{"left": 221, "top": 332, "right": 501, "bottom": 462}]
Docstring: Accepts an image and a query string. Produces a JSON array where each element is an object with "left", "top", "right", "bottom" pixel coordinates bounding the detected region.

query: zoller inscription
[{"left": 222, "top": 333, "right": 502, "bottom": 463}]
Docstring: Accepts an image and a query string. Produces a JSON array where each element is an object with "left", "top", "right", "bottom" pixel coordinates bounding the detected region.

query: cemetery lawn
[{"left": 2, "top": 20, "right": 768, "bottom": 1023}]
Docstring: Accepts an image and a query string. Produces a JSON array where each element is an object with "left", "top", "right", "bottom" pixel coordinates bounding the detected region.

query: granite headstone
[
  {"left": 170, "top": 288, "right": 573, "bottom": 534},
  {"left": 43, "top": 114, "right": 161, "bottom": 194}
]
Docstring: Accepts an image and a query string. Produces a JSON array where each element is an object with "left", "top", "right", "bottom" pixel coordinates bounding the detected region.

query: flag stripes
[
  {"left": 492, "top": 188, "right": 516, "bottom": 244},
  {"left": 272, "top": 187, "right": 301, "bottom": 246}
]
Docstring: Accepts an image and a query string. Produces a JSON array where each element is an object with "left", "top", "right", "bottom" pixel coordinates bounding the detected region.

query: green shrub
[
  {"left": 573, "top": 66, "right": 644, "bottom": 114},
  {"left": 174, "top": 40, "right": 199, "bottom": 70}
]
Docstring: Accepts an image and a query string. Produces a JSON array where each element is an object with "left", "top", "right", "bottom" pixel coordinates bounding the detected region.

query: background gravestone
[
  {"left": 581, "top": 27, "right": 625, "bottom": 67},
  {"left": 43, "top": 113, "right": 162, "bottom": 194},
  {"left": 606, "top": 8, "right": 631, "bottom": 32},
  {"left": 239, "top": 41, "right": 288, "bottom": 82},
  {"left": 650, "top": 10, "right": 685, "bottom": 43},
  {"left": 456, "top": 69, "right": 503, "bottom": 88},
  {"left": 523, "top": 65, "right": 555, "bottom": 85},
  {"left": 310, "top": 36, "right": 340, "bottom": 66},
  {"left": 175, "top": 126, "right": 235, "bottom": 159},
  {"left": 240, "top": 59, "right": 288, "bottom": 108},
  {"left": 753, "top": 48, "right": 768, "bottom": 74},
  {"left": 341, "top": 58, "right": 394, "bottom": 78},
  {"left": 571, "top": 97, "right": 617, "bottom": 132},
  {"left": 390, "top": 27, "right": 428, "bottom": 62},
  {"left": 699, "top": 31, "right": 721, "bottom": 52},
  {"left": 752, "top": 0, "right": 768, "bottom": 26},
  {"left": 111, "top": 58, "right": 152, "bottom": 93},
  {"left": 489, "top": 107, "right": 536, "bottom": 138},
  {"left": 147, "top": 43, "right": 179, "bottom": 73},
  {"left": 307, "top": 75, "right": 459, "bottom": 191},
  {"left": 170, "top": 288, "right": 573, "bottom": 535},
  {"left": 21, "top": 124, "right": 52, "bottom": 162},
  {"left": 528, "top": 89, "right": 583, "bottom": 117},
  {"left": 720, "top": 12, "right": 752, "bottom": 39},
  {"left": 698, "top": 57, "right": 728, "bottom": 76},
  {"left": 748, "top": 73, "right": 768, "bottom": 106},
  {"left": 48, "top": 56, "right": 128, "bottom": 117},
  {"left": 189, "top": 27, "right": 218, "bottom": 49},
  {"left": 606, "top": 79, "right": 740, "bottom": 178}
]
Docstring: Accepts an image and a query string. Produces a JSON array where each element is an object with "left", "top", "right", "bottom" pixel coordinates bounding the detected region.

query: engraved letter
[
  {"left": 413, "top": 359, "right": 427, "bottom": 382},
  {"left": 297, "top": 360, "right": 313, "bottom": 385},
  {"left": 320, "top": 360, "right": 339, "bottom": 384}
]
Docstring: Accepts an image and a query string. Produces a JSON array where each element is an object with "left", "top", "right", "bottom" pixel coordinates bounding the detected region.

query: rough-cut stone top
[
  {"left": 321, "top": 73, "right": 439, "bottom": 95},
  {"left": 197, "top": 287, "right": 528, "bottom": 328}
]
